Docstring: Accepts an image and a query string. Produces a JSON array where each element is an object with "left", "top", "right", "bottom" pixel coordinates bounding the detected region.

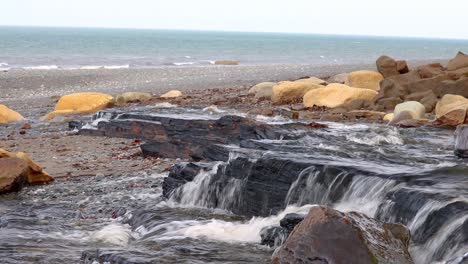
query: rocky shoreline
[{"left": 1, "top": 55, "right": 468, "bottom": 263}]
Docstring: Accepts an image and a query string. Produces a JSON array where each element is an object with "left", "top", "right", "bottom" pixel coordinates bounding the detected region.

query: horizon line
[{"left": 2, "top": 24, "right": 468, "bottom": 41}]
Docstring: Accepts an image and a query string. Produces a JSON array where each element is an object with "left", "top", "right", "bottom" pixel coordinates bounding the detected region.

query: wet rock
[
  {"left": 272, "top": 206, "right": 413, "bottom": 264},
  {"left": 0, "top": 104, "right": 24, "bottom": 124},
  {"left": 260, "top": 226, "right": 289, "bottom": 248},
  {"left": 447, "top": 51, "right": 468, "bottom": 71},
  {"left": 280, "top": 213, "right": 305, "bottom": 232},
  {"left": 455, "top": 125, "right": 468, "bottom": 158},
  {"left": 272, "top": 81, "right": 324, "bottom": 104},
  {"left": 0, "top": 157, "right": 28, "bottom": 194},
  {"left": 42, "top": 92, "right": 114, "bottom": 121},
  {"left": 345, "top": 70, "right": 384, "bottom": 91},
  {"left": 160, "top": 90, "right": 183, "bottom": 98},
  {"left": 303, "top": 83, "right": 377, "bottom": 109},
  {"left": 162, "top": 162, "right": 213, "bottom": 198}
]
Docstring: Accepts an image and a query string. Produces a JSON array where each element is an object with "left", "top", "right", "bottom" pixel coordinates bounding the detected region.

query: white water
[
  {"left": 135, "top": 205, "right": 314, "bottom": 244},
  {"left": 91, "top": 223, "right": 135, "bottom": 246}
]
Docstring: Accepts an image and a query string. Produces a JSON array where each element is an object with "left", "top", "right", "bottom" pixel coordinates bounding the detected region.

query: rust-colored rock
[
  {"left": 272, "top": 206, "right": 413, "bottom": 264},
  {"left": 0, "top": 149, "right": 54, "bottom": 185},
  {"left": 0, "top": 158, "right": 29, "bottom": 194}
]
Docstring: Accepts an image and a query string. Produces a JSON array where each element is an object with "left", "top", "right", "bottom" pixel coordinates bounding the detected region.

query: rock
[
  {"left": 345, "top": 70, "right": 384, "bottom": 91},
  {"left": 260, "top": 226, "right": 289, "bottom": 248},
  {"left": 280, "top": 213, "right": 305, "bottom": 232},
  {"left": 396, "top": 60, "right": 409, "bottom": 74},
  {"left": 327, "top": 73, "right": 349, "bottom": 84},
  {"left": 455, "top": 125, "right": 468, "bottom": 158},
  {"left": 417, "top": 63, "right": 445, "bottom": 78},
  {"left": 0, "top": 158, "right": 28, "bottom": 194},
  {"left": 405, "top": 90, "right": 438, "bottom": 113},
  {"left": 115, "top": 92, "right": 152, "bottom": 106},
  {"left": 42, "top": 92, "right": 114, "bottom": 121},
  {"left": 160, "top": 90, "right": 183, "bottom": 98},
  {"left": 0, "top": 104, "right": 24, "bottom": 124},
  {"left": 303, "top": 83, "right": 377, "bottom": 109},
  {"left": 447, "top": 51, "right": 468, "bottom": 71},
  {"left": 343, "top": 110, "right": 386, "bottom": 121},
  {"left": 272, "top": 206, "right": 413, "bottom": 264},
  {"left": 384, "top": 113, "right": 394, "bottom": 122},
  {"left": 272, "top": 81, "right": 324, "bottom": 104},
  {"left": 21, "top": 123, "right": 31, "bottom": 129},
  {"left": 389, "top": 101, "right": 426, "bottom": 125},
  {"left": 214, "top": 60, "right": 239, "bottom": 65},
  {"left": 435, "top": 94, "right": 468, "bottom": 126},
  {"left": 248, "top": 82, "right": 276, "bottom": 99},
  {"left": 376, "top": 55, "right": 400, "bottom": 78},
  {"left": 293, "top": 77, "right": 327, "bottom": 86},
  {"left": 0, "top": 149, "right": 54, "bottom": 185}
]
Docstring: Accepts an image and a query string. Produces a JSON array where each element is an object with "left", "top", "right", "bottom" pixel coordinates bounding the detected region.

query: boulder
[
  {"left": 389, "top": 101, "right": 426, "bottom": 125},
  {"left": 417, "top": 63, "right": 445, "bottom": 78},
  {"left": 303, "top": 83, "right": 377, "bottom": 109},
  {"left": 214, "top": 60, "right": 239, "bottom": 65},
  {"left": 272, "top": 81, "right": 324, "bottom": 104},
  {"left": 405, "top": 90, "right": 438, "bottom": 112},
  {"left": 293, "top": 77, "right": 327, "bottom": 86},
  {"left": 435, "top": 94, "right": 468, "bottom": 126},
  {"left": 0, "top": 104, "right": 24, "bottom": 124},
  {"left": 447, "top": 51, "right": 468, "bottom": 71},
  {"left": 345, "top": 70, "right": 384, "bottom": 91},
  {"left": 376, "top": 56, "right": 400, "bottom": 78},
  {"left": 272, "top": 206, "right": 413, "bottom": 264},
  {"left": 115, "top": 92, "right": 152, "bottom": 106},
  {"left": 0, "top": 158, "right": 29, "bottom": 194},
  {"left": 327, "top": 73, "right": 349, "bottom": 84},
  {"left": 43, "top": 92, "right": 114, "bottom": 120},
  {"left": 248, "top": 82, "right": 276, "bottom": 99},
  {"left": 160, "top": 90, "right": 183, "bottom": 98},
  {"left": 0, "top": 149, "right": 54, "bottom": 185},
  {"left": 396, "top": 60, "right": 409, "bottom": 74}
]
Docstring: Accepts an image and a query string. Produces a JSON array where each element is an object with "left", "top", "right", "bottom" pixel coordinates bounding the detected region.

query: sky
[{"left": 1, "top": 0, "right": 467, "bottom": 39}]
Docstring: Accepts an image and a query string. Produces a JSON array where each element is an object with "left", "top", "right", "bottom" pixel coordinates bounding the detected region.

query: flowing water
[{"left": 1, "top": 107, "right": 467, "bottom": 263}]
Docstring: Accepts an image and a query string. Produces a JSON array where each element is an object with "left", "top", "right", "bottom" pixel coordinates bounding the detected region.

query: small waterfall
[{"left": 284, "top": 165, "right": 352, "bottom": 206}]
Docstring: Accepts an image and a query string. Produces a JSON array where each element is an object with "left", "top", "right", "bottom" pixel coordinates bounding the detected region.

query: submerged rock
[
  {"left": 42, "top": 92, "right": 114, "bottom": 121},
  {"left": 0, "top": 104, "right": 24, "bottom": 124},
  {"left": 272, "top": 206, "right": 413, "bottom": 264}
]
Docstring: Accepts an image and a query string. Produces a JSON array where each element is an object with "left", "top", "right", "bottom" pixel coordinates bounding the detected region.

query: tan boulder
[
  {"left": 294, "top": 77, "right": 327, "bottom": 86},
  {"left": 345, "top": 70, "right": 384, "bottom": 91},
  {"left": 447, "top": 51, "right": 468, "bottom": 71},
  {"left": 0, "top": 104, "right": 24, "bottom": 124},
  {"left": 160, "top": 90, "right": 183, "bottom": 98},
  {"left": 303, "top": 83, "right": 377, "bottom": 109},
  {"left": 43, "top": 92, "right": 114, "bottom": 120},
  {"left": 214, "top": 60, "right": 239, "bottom": 65},
  {"left": 389, "top": 101, "right": 426, "bottom": 124},
  {"left": 0, "top": 148, "right": 54, "bottom": 186},
  {"left": 272, "top": 81, "right": 324, "bottom": 104},
  {"left": 435, "top": 94, "right": 468, "bottom": 126},
  {"left": 115, "top": 92, "right": 152, "bottom": 106},
  {"left": 248, "top": 82, "right": 276, "bottom": 99},
  {"left": 384, "top": 113, "right": 394, "bottom": 122}
]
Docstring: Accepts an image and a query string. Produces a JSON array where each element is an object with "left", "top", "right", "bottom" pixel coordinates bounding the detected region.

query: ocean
[{"left": 0, "top": 26, "right": 468, "bottom": 70}]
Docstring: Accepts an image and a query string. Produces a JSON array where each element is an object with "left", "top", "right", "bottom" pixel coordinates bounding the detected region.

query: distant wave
[
  {"left": 172, "top": 62, "right": 196, "bottom": 66},
  {"left": 0, "top": 62, "right": 8, "bottom": 67},
  {"left": 103, "top": 64, "right": 130, "bottom": 69},
  {"left": 23, "top": 65, "right": 59, "bottom": 70}
]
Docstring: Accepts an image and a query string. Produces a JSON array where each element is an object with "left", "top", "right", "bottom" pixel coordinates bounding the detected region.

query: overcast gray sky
[{"left": 1, "top": 0, "right": 467, "bottom": 39}]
